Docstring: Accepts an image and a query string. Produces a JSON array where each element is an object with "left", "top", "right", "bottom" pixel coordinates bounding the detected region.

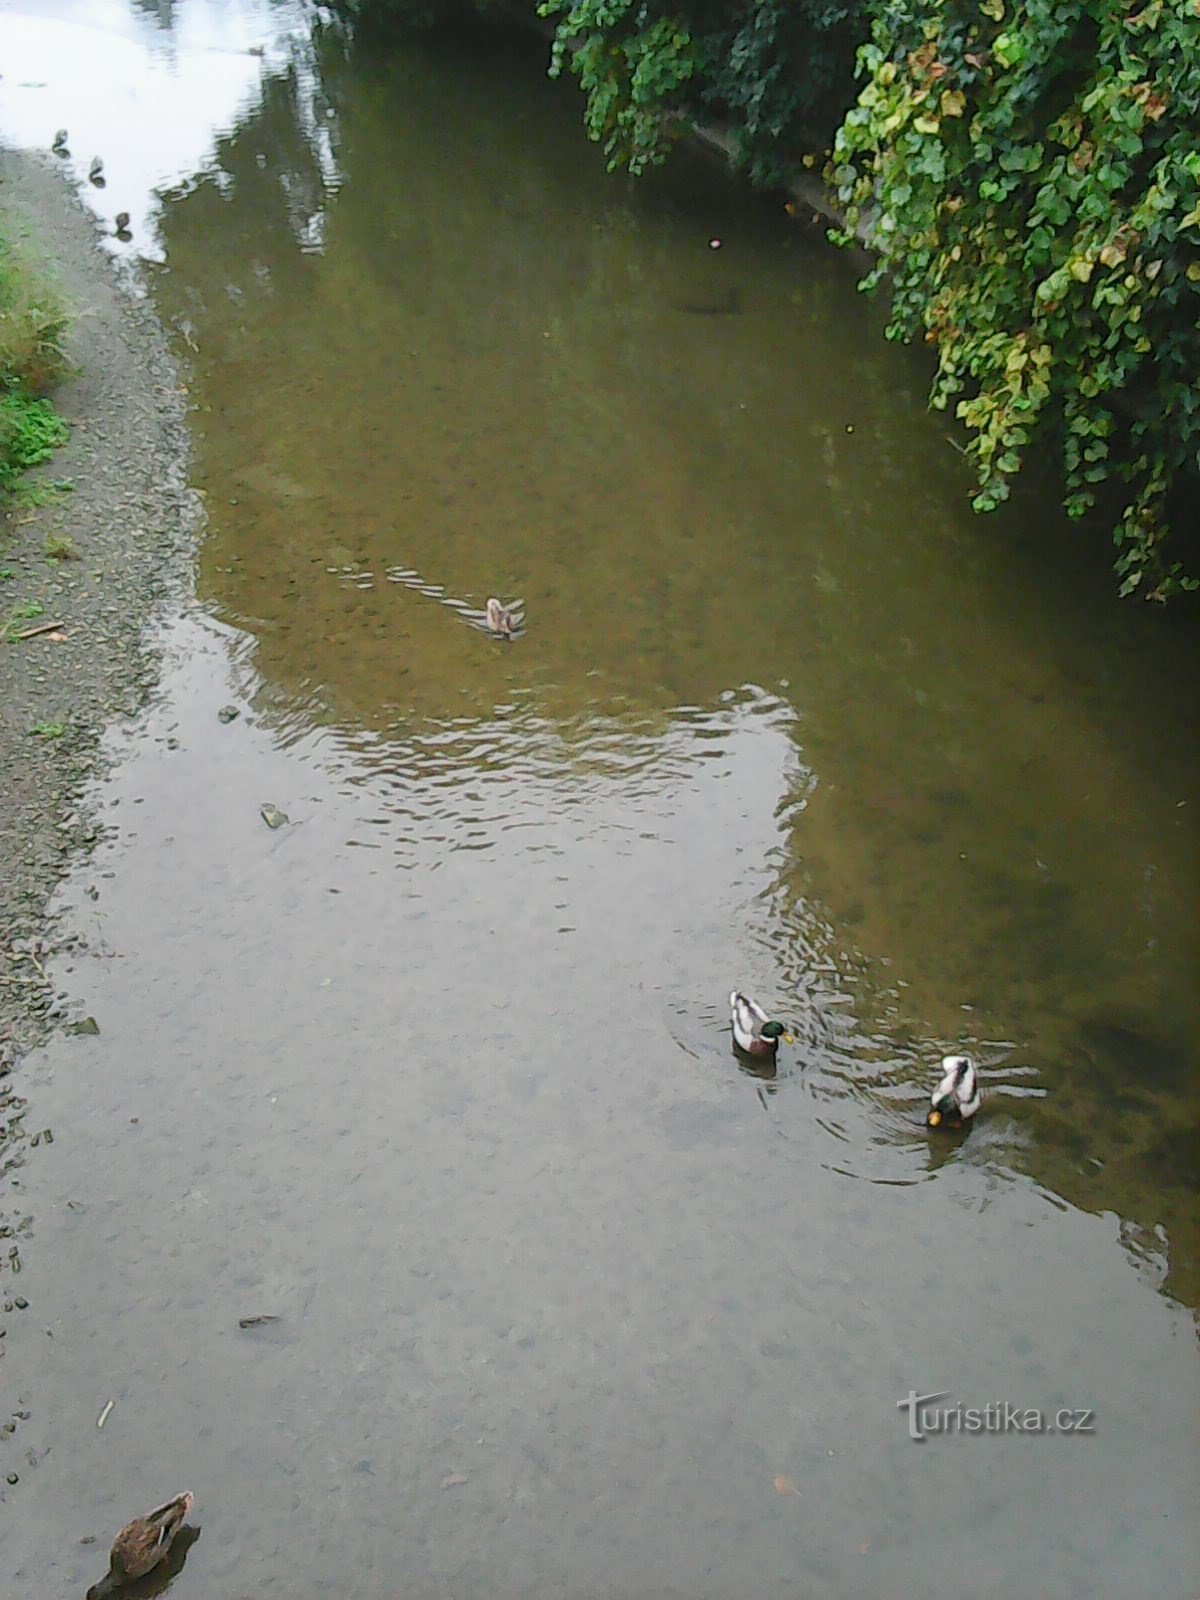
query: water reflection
[
  {"left": 0, "top": 4, "right": 1197, "bottom": 1595},
  {"left": 128, "top": 10, "right": 1199, "bottom": 1303},
  {"left": 0, "top": 0, "right": 324, "bottom": 252}
]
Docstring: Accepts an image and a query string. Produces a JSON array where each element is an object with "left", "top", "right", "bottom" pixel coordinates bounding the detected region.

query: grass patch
[
  {"left": 15, "top": 475, "right": 75, "bottom": 509},
  {"left": 0, "top": 220, "right": 71, "bottom": 499},
  {"left": 29, "top": 720, "right": 68, "bottom": 739},
  {"left": 0, "top": 391, "right": 68, "bottom": 494},
  {"left": 45, "top": 530, "right": 78, "bottom": 561},
  {"left": 2, "top": 596, "right": 45, "bottom": 641},
  {"left": 0, "top": 228, "right": 71, "bottom": 394}
]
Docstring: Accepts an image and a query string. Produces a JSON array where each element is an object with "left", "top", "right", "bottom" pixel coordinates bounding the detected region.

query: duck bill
[{"left": 927, "top": 1109, "right": 942, "bottom": 1127}]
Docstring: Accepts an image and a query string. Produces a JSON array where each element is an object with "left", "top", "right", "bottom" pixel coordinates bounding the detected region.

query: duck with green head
[
  {"left": 730, "top": 991, "right": 792, "bottom": 1056},
  {"left": 926, "top": 1054, "right": 981, "bottom": 1129}
]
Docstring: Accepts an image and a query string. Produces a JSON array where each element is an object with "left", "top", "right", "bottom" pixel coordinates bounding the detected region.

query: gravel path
[{"left": 0, "top": 147, "right": 199, "bottom": 1070}]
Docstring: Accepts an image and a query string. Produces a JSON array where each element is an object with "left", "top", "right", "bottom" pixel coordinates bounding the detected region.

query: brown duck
[
  {"left": 87, "top": 1492, "right": 194, "bottom": 1597},
  {"left": 485, "top": 597, "right": 517, "bottom": 636}
]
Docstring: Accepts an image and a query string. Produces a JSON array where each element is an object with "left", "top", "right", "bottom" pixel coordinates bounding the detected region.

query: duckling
[
  {"left": 87, "top": 1492, "right": 194, "bottom": 1597},
  {"left": 51, "top": 129, "right": 69, "bottom": 156},
  {"left": 926, "top": 1054, "right": 981, "bottom": 1129},
  {"left": 88, "top": 156, "right": 105, "bottom": 186},
  {"left": 730, "top": 991, "right": 792, "bottom": 1056},
  {"left": 485, "top": 597, "right": 516, "bottom": 636}
]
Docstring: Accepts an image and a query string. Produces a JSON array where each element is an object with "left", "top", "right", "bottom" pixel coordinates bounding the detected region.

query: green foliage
[
  {"left": 0, "top": 391, "right": 68, "bottom": 496},
  {"left": 0, "top": 230, "right": 70, "bottom": 395},
  {"left": 29, "top": 721, "right": 68, "bottom": 739},
  {"left": 1, "top": 223, "right": 70, "bottom": 499},
  {"left": 538, "top": 0, "right": 868, "bottom": 179},
  {"left": 540, "top": 0, "right": 702, "bottom": 174},
  {"left": 689, "top": 0, "right": 867, "bottom": 181},
  {"left": 831, "top": 0, "right": 1200, "bottom": 598}
]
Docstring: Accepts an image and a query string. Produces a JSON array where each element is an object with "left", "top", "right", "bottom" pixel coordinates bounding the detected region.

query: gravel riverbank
[{"left": 0, "top": 147, "right": 199, "bottom": 1070}]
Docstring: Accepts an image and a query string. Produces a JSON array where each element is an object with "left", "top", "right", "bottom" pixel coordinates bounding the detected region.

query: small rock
[
  {"left": 260, "top": 803, "right": 288, "bottom": 829},
  {"left": 217, "top": 704, "right": 240, "bottom": 723},
  {"left": 68, "top": 1017, "right": 100, "bottom": 1036}
]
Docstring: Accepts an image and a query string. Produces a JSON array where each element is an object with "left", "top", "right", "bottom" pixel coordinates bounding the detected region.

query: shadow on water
[{"left": 83, "top": 1525, "right": 202, "bottom": 1600}]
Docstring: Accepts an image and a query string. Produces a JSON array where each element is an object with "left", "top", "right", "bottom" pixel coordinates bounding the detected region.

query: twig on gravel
[{"left": 13, "top": 621, "right": 69, "bottom": 641}]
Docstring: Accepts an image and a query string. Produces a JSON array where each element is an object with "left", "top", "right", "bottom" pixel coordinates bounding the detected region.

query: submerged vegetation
[
  {"left": 343, "top": 0, "right": 1199, "bottom": 598},
  {"left": 0, "top": 224, "right": 70, "bottom": 499}
]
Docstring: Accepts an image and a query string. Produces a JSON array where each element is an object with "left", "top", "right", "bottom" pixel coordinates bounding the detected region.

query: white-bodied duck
[
  {"left": 730, "top": 991, "right": 792, "bottom": 1057},
  {"left": 926, "top": 1054, "right": 981, "bottom": 1129}
]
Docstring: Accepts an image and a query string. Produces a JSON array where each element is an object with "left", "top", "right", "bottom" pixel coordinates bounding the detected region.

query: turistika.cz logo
[{"left": 897, "top": 1390, "right": 1096, "bottom": 1442}]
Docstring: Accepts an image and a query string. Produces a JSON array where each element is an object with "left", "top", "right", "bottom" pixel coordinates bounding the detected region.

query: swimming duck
[
  {"left": 114, "top": 212, "right": 131, "bottom": 234},
  {"left": 730, "top": 991, "right": 792, "bottom": 1056},
  {"left": 485, "top": 597, "right": 516, "bottom": 636},
  {"left": 88, "top": 157, "right": 105, "bottom": 185},
  {"left": 926, "top": 1055, "right": 981, "bottom": 1129},
  {"left": 51, "top": 129, "right": 69, "bottom": 155},
  {"left": 87, "top": 1492, "right": 194, "bottom": 1597}
]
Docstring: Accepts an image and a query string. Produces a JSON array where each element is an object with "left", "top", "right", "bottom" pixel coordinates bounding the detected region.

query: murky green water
[{"left": 2, "top": 5, "right": 1197, "bottom": 1597}]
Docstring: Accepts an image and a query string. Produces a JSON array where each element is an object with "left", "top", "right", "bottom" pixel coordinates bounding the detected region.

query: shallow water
[{"left": 1, "top": 4, "right": 1198, "bottom": 1597}]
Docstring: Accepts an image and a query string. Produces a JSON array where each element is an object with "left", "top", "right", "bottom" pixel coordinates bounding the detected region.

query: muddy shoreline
[{"left": 0, "top": 148, "right": 199, "bottom": 1071}]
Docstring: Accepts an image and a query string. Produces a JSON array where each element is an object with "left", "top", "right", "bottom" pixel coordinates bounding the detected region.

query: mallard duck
[
  {"left": 730, "top": 991, "right": 792, "bottom": 1056},
  {"left": 87, "top": 1492, "right": 194, "bottom": 1597},
  {"left": 88, "top": 157, "right": 105, "bottom": 185},
  {"left": 114, "top": 212, "right": 131, "bottom": 235},
  {"left": 926, "top": 1055, "right": 981, "bottom": 1129},
  {"left": 51, "top": 129, "right": 69, "bottom": 155},
  {"left": 485, "top": 597, "right": 516, "bottom": 636}
]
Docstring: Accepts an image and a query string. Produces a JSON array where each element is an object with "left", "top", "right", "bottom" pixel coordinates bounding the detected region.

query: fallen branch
[{"left": 14, "top": 620, "right": 68, "bottom": 641}]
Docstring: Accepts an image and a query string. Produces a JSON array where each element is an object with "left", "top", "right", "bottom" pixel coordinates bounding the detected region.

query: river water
[{"left": 1, "top": 3, "right": 1197, "bottom": 1596}]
